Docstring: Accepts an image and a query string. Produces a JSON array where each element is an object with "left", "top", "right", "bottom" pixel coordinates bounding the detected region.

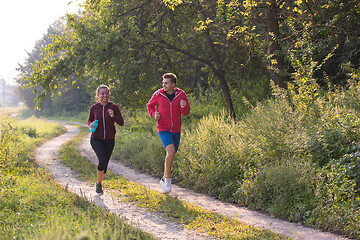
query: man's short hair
[{"left": 162, "top": 73, "right": 177, "bottom": 85}]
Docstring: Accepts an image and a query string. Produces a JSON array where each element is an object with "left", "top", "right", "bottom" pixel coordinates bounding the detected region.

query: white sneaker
[{"left": 160, "top": 177, "right": 172, "bottom": 193}]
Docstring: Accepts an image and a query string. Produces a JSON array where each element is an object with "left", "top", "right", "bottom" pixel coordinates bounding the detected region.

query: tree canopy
[{"left": 21, "top": 0, "right": 360, "bottom": 118}]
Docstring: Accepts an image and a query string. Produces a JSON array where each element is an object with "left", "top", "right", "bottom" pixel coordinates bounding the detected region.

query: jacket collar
[
  {"left": 96, "top": 101, "right": 112, "bottom": 107},
  {"left": 159, "top": 88, "right": 181, "bottom": 96}
]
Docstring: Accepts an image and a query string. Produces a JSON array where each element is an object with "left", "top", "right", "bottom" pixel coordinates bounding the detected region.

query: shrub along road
[{"left": 36, "top": 123, "right": 348, "bottom": 240}]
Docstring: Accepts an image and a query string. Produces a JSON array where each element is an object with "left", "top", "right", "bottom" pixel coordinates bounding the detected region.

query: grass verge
[
  {"left": 0, "top": 118, "right": 154, "bottom": 240},
  {"left": 58, "top": 124, "right": 288, "bottom": 240}
]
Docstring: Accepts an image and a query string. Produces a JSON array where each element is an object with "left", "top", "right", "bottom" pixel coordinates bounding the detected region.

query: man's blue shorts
[{"left": 158, "top": 131, "right": 181, "bottom": 152}]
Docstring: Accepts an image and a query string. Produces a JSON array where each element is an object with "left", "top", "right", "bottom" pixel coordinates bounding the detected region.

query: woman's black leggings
[{"left": 90, "top": 136, "right": 115, "bottom": 174}]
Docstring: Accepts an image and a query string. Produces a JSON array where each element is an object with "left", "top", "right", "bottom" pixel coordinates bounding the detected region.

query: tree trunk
[
  {"left": 201, "top": 27, "right": 236, "bottom": 119},
  {"left": 216, "top": 70, "right": 236, "bottom": 119},
  {"left": 264, "top": 0, "right": 288, "bottom": 89}
]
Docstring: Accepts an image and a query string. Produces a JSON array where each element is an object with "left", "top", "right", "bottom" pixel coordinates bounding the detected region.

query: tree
[
  {"left": 26, "top": 0, "right": 358, "bottom": 118},
  {"left": 28, "top": 0, "right": 269, "bottom": 119},
  {"left": 242, "top": 0, "right": 360, "bottom": 90},
  {"left": 307, "top": 0, "right": 360, "bottom": 86},
  {"left": 241, "top": 0, "right": 288, "bottom": 89}
]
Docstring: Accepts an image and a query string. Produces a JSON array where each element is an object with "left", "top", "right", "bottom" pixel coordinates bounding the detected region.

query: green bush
[
  {"left": 112, "top": 79, "right": 360, "bottom": 238},
  {"left": 337, "top": 153, "right": 360, "bottom": 193},
  {"left": 237, "top": 98, "right": 307, "bottom": 162},
  {"left": 21, "top": 126, "right": 38, "bottom": 138},
  {"left": 307, "top": 101, "right": 360, "bottom": 167},
  {"left": 310, "top": 161, "right": 360, "bottom": 236},
  {"left": 237, "top": 161, "right": 316, "bottom": 221},
  {"left": 175, "top": 113, "right": 244, "bottom": 200}
]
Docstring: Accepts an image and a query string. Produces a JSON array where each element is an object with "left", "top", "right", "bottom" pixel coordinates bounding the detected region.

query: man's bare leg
[{"left": 164, "top": 144, "right": 176, "bottom": 178}]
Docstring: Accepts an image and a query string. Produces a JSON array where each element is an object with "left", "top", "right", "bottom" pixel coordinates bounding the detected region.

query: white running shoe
[{"left": 160, "top": 177, "right": 172, "bottom": 194}]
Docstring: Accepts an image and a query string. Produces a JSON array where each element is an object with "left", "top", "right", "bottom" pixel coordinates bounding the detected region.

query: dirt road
[{"left": 35, "top": 123, "right": 349, "bottom": 240}]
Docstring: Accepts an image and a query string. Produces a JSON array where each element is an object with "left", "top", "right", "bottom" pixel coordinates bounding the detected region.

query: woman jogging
[{"left": 88, "top": 84, "right": 124, "bottom": 194}]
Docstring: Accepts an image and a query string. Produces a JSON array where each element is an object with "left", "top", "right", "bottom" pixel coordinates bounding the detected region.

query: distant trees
[{"left": 16, "top": 19, "right": 90, "bottom": 116}]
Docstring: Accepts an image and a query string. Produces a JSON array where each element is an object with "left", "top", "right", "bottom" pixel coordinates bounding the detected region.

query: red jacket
[
  {"left": 147, "top": 88, "right": 190, "bottom": 133},
  {"left": 88, "top": 101, "right": 124, "bottom": 140}
]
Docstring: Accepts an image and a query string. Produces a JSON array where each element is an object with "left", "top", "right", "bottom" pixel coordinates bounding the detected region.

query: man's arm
[
  {"left": 147, "top": 93, "right": 157, "bottom": 118},
  {"left": 180, "top": 93, "right": 190, "bottom": 116}
]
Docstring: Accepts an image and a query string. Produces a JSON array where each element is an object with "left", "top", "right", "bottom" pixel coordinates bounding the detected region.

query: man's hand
[
  {"left": 108, "top": 109, "right": 114, "bottom": 117},
  {"left": 154, "top": 111, "right": 161, "bottom": 121},
  {"left": 180, "top": 99, "right": 186, "bottom": 108}
]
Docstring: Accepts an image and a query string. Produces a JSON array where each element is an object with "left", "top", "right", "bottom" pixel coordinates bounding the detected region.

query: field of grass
[{"left": 0, "top": 115, "right": 154, "bottom": 240}]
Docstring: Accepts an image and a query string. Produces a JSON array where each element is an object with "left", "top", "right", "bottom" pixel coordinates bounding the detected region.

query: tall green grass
[
  {"left": 113, "top": 80, "right": 360, "bottom": 238},
  {"left": 0, "top": 117, "right": 153, "bottom": 240}
]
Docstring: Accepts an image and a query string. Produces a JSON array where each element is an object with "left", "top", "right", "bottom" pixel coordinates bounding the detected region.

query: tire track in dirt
[{"left": 35, "top": 124, "right": 212, "bottom": 240}]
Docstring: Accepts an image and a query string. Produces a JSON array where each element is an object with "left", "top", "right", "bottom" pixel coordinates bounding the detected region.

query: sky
[{"left": 0, "top": 0, "right": 82, "bottom": 85}]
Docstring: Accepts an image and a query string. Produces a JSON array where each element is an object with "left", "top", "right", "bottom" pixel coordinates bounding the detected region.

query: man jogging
[{"left": 147, "top": 73, "right": 190, "bottom": 193}]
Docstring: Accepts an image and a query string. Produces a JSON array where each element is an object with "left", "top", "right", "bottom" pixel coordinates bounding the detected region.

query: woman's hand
[{"left": 108, "top": 109, "right": 114, "bottom": 117}]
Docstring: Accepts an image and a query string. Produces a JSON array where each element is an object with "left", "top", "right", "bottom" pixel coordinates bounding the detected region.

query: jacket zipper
[
  {"left": 170, "top": 101, "right": 173, "bottom": 131},
  {"left": 102, "top": 105, "right": 106, "bottom": 139}
]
